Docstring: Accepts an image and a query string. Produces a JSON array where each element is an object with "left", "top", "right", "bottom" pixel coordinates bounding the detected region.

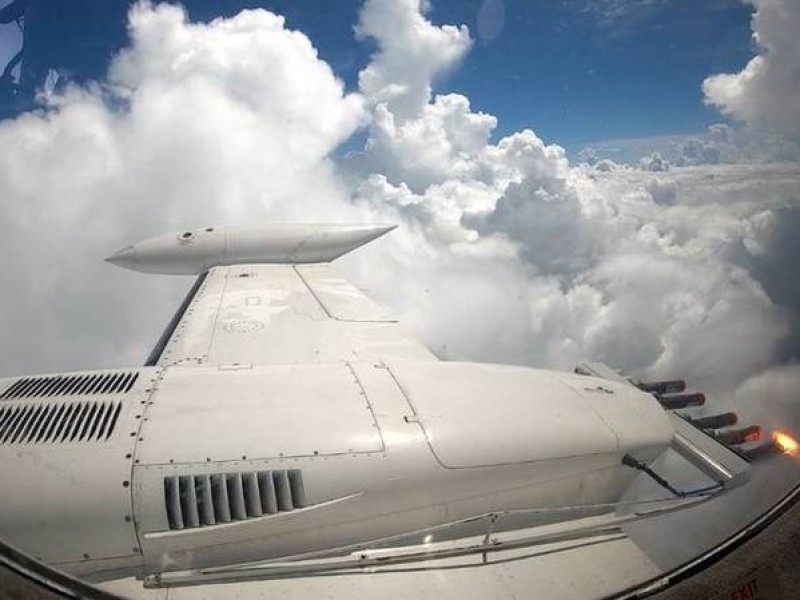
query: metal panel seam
[
  {"left": 203, "top": 267, "right": 232, "bottom": 363},
  {"left": 345, "top": 363, "right": 387, "bottom": 452},
  {"left": 292, "top": 264, "right": 333, "bottom": 318}
]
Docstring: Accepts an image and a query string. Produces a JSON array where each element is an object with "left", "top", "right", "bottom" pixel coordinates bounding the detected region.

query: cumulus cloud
[
  {"left": 703, "top": 0, "right": 800, "bottom": 134},
  {"left": 0, "top": 3, "right": 363, "bottom": 373},
  {"left": 344, "top": 8, "right": 799, "bottom": 394},
  {"left": 639, "top": 151, "right": 670, "bottom": 172},
  {"left": 355, "top": 0, "right": 471, "bottom": 119},
  {"left": 349, "top": 93, "right": 497, "bottom": 192},
  {"left": 1, "top": 3, "right": 799, "bottom": 578},
  {"left": 594, "top": 158, "right": 617, "bottom": 172},
  {"left": 1, "top": 0, "right": 799, "bottom": 429},
  {"left": 645, "top": 178, "right": 676, "bottom": 205}
]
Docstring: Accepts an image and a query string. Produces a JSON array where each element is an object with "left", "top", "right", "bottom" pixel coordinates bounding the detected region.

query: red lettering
[{"left": 730, "top": 577, "right": 759, "bottom": 600}]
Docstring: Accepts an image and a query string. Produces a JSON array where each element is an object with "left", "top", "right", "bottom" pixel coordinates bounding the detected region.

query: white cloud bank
[
  {"left": 703, "top": 0, "right": 800, "bottom": 134},
  {"left": 0, "top": 3, "right": 364, "bottom": 373},
  {"left": 0, "top": 0, "right": 799, "bottom": 431}
]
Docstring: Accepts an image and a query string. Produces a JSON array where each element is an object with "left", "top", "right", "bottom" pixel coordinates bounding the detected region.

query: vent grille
[
  {"left": 164, "top": 470, "right": 307, "bottom": 530},
  {"left": 0, "top": 400, "right": 123, "bottom": 445},
  {"left": 1, "top": 372, "right": 139, "bottom": 400}
]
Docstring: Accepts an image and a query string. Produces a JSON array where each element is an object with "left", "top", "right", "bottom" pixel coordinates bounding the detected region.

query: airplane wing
[
  {"left": 146, "top": 263, "right": 437, "bottom": 367},
  {"left": 108, "top": 224, "right": 438, "bottom": 368},
  {"left": 14, "top": 223, "right": 790, "bottom": 600}
]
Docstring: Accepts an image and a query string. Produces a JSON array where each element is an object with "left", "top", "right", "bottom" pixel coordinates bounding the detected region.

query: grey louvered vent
[
  {"left": 1, "top": 372, "right": 139, "bottom": 400},
  {"left": 0, "top": 400, "right": 123, "bottom": 445},
  {"left": 164, "top": 470, "right": 307, "bottom": 530}
]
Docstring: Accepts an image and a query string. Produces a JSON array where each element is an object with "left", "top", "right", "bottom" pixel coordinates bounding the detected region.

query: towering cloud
[
  {"left": 355, "top": 0, "right": 471, "bottom": 119},
  {"left": 703, "top": 0, "right": 800, "bottom": 134},
  {"left": 346, "top": 0, "right": 800, "bottom": 403},
  {"left": 0, "top": 3, "right": 364, "bottom": 373}
]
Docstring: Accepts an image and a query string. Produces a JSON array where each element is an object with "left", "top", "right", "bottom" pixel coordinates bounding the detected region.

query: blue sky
[
  {"left": 430, "top": 0, "right": 755, "bottom": 147},
  {"left": 0, "top": 0, "right": 755, "bottom": 151}
]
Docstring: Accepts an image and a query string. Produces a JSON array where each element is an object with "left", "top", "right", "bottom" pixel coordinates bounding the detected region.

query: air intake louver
[
  {"left": 0, "top": 400, "right": 123, "bottom": 445},
  {"left": 1, "top": 372, "right": 139, "bottom": 400},
  {"left": 164, "top": 470, "right": 307, "bottom": 530}
]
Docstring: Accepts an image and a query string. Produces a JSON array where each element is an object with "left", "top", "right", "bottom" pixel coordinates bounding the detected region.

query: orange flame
[{"left": 773, "top": 430, "right": 799, "bottom": 455}]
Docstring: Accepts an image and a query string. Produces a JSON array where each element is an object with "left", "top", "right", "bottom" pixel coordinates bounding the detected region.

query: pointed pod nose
[{"left": 104, "top": 245, "right": 137, "bottom": 269}]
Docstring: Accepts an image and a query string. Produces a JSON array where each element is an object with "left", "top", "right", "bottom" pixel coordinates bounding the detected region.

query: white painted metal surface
[
  {"left": 575, "top": 361, "right": 751, "bottom": 486},
  {"left": 99, "top": 531, "right": 661, "bottom": 600},
  {"left": 115, "top": 358, "right": 672, "bottom": 575},
  {"left": 153, "top": 264, "right": 436, "bottom": 367},
  {"left": 0, "top": 368, "right": 162, "bottom": 578},
  {"left": 106, "top": 224, "right": 396, "bottom": 275},
  {"left": 5, "top": 222, "right": 749, "bottom": 595},
  {"left": 135, "top": 365, "right": 385, "bottom": 464},
  {"left": 390, "top": 362, "right": 673, "bottom": 468}
]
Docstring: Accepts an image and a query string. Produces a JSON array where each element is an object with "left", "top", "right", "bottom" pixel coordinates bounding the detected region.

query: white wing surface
[{"left": 147, "top": 263, "right": 437, "bottom": 367}]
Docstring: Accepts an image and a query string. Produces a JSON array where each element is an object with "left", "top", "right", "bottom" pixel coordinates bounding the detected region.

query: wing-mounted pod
[
  {"left": 575, "top": 362, "right": 754, "bottom": 491},
  {"left": 105, "top": 224, "right": 396, "bottom": 275},
  {"left": 582, "top": 365, "right": 798, "bottom": 473}
]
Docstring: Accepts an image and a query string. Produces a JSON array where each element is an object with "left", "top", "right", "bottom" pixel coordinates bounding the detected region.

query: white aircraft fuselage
[{"left": 0, "top": 225, "right": 676, "bottom": 582}]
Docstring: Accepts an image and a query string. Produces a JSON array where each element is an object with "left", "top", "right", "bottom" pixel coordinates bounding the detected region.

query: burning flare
[{"left": 772, "top": 430, "right": 799, "bottom": 455}]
